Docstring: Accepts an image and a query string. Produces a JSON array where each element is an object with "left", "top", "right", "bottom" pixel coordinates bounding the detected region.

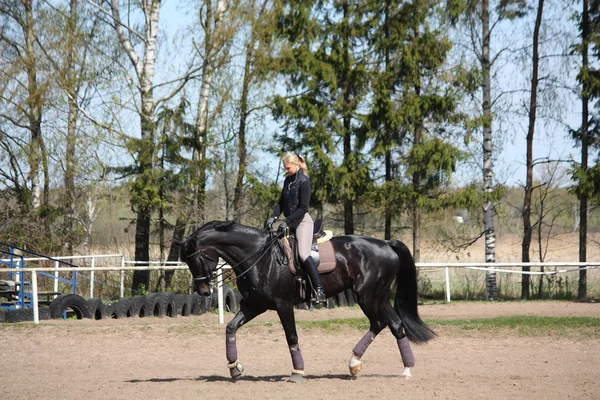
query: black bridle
[{"left": 187, "top": 231, "right": 284, "bottom": 287}]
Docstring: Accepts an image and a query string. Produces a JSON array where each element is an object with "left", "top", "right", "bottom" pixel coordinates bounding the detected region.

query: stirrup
[{"left": 313, "top": 287, "right": 326, "bottom": 304}]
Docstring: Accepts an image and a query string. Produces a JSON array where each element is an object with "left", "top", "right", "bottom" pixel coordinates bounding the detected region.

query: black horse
[{"left": 180, "top": 220, "right": 435, "bottom": 383}]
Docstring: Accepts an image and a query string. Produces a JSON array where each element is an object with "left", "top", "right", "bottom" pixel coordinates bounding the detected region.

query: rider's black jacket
[{"left": 271, "top": 169, "right": 311, "bottom": 229}]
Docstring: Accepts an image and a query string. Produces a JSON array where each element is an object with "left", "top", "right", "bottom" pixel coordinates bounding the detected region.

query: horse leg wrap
[
  {"left": 352, "top": 331, "right": 376, "bottom": 358},
  {"left": 289, "top": 344, "right": 305, "bottom": 372},
  {"left": 227, "top": 360, "right": 244, "bottom": 380},
  {"left": 397, "top": 336, "right": 415, "bottom": 367},
  {"left": 226, "top": 333, "right": 237, "bottom": 363}
]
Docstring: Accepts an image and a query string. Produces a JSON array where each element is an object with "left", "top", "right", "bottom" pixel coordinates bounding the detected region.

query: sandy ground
[{"left": 1, "top": 301, "right": 598, "bottom": 400}]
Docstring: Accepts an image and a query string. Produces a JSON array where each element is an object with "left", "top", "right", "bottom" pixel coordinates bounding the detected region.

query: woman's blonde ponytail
[{"left": 282, "top": 153, "right": 309, "bottom": 176}]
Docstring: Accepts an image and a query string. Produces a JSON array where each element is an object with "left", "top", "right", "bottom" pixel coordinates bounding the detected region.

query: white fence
[
  {"left": 416, "top": 261, "right": 600, "bottom": 302},
  {"left": 2, "top": 255, "right": 599, "bottom": 325},
  {"left": 1, "top": 256, "right": 232, "bottom": 325}
]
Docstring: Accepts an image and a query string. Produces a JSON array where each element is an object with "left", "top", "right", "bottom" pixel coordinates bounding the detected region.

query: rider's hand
[
  {"left": 277, "top": 220, "right": 289, "bottom": 235},
  {"left": 264, "top": 216, "right": 277, "bottom": 230}
]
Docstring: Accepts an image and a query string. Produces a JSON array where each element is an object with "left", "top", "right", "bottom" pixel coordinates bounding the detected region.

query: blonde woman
[{"left": 265, "top": 153, "right": 326, "bottom": 304}]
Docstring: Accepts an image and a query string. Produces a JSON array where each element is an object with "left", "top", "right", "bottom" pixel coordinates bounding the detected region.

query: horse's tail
[{"left": 388, "top": 240, "right": 436, "bottom": 344}]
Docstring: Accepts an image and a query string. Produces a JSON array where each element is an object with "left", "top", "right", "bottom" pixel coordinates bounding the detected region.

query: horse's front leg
[
  {"left": 225, "top": 301, "right": 266, "bottom": 381},
  {"left": 275, "top": 302, "right": 305, "bottom": 383}
]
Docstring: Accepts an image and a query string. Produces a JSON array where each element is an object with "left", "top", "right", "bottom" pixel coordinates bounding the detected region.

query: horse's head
[
  {"left": 179, "top": 222, "right": 224, "bottom": 296},
  {"left": 179, "top": 220, "right": 272, "bottom": 295}
]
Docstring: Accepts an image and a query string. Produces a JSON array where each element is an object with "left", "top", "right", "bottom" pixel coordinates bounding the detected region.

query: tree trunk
[
  {"left": 522, "top": 0, "right": 544, "bottom": 299},
  {"left": 482, "top": 0, "right": 497, "bottom": 300},
  {"left": 578, "top": 0, "right": 589, "bottom": 300},
  {"left": 110, "top": 0, "right": 161, "bottom": 292},
  {"left": 40, "top": 132, "right": 51, "bottom": 237},
  {"left": 62, "top": 0, "right": 79, "bottom": 255},
  {"left": 384, "top": 148, "right": 392, "bottom": 240},
  {"left": 233, "top": 44, "right": 252, "bottom": 223},
  {"left": 412, "top": 82, "right": 423, "bottom": 263},
  {"left": 165, "top": 215, "right": 187, "bottom": 289},
  {"left": 342, "top": 1, "right": 354, "bottom": 235},
  {"left": 24, "top": 0, "right": 41, "bottom": 211},
  {"left": 193, "top": 0, "right": 226, "bottom": 227}
]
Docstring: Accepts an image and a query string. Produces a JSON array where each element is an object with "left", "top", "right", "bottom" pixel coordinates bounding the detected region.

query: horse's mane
[
  {"left": 198, "top": 220, "right": 264, "bottom": 235},
  {"left": 213, "top": 220, "right": 236, "bottom": 232}
]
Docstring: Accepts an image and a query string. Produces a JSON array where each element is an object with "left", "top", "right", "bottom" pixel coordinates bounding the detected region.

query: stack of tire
[
  {"left": 295, "top": 288, "right": 356, "bottom": 310},
  {"left": 0, "top": 290, "right": 218, "bottom": 323}
]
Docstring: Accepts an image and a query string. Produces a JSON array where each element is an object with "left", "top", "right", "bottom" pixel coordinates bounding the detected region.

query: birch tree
[
  {"left": 456, "top": 0, "right": 527, "bottom": 299},
  {"left": 521, "top": 0, "right": 544, "bottom": 299},
  {"left": 0, "top": 0, "right": 47, "bottom": 214}
]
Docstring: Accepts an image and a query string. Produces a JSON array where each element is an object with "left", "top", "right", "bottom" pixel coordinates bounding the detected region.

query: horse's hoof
[
  {"left": 288, "top": 371, "right": 305, "bottom": 383},
  {"left": 348, "top": 353, "right": 362, "bottom": 376},
  {"left": 349, "top": 363, "right": 361, "bottom": 376},
  {"left": 228, "top": 361, "right": 244, "bottom": 381},
  {"left": 401, "top": 367, "right": 413, "bottom": 379}
]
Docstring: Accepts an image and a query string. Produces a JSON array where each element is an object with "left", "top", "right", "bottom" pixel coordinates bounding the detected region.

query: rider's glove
[
  {"left": 264, "top": 216, "right": 277, "bottom": 230},
  {"left": 277, "top": 220, "right": 289, "bottom": 236}
]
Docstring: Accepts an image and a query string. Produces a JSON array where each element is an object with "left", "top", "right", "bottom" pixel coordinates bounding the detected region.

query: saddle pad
[{"left": 284, "top": 238, "right": 336, "bottom": 275}]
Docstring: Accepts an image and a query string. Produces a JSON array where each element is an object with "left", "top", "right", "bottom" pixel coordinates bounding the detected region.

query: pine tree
[{"left": 273, "top": 0, "right": 371, "bottom": 234}]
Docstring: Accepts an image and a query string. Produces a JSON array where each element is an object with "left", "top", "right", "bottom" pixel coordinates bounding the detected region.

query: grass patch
[
  {"left": 429, "top": 316, "right": 600, "bottom": 338},
  {"left": 292, "top": 316, "right": 600, "bottom": 339},
  {"left": 297, "top": 318, "right": 370, "bottom": 331}
]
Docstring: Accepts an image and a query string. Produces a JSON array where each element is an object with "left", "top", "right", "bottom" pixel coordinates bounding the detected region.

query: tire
[
  {"left": 117, "top": 297, "right": 134, "bottom": 318},
  {"left": 326, "top": 297, "right": 336, "bottom": 309},
  {"left": 39, "top": 307, "right": 51, "bottom": 320},
  {"left": 209, "top": 284, "right": 238, "bottom": 313},
  {"left": 190, "top": 293, "right": 205, "bottom": 316},
  {"left": 86, "top": 298, "right": 106, "bottom": 320},
  {"left": 223, "top": 285, "right": 238, "bottom": 313},
  {"left": 131, "top": 295, "right": 148, "bottom": 318},
  {"left": 144, "top": 293, "right": 166, "bottom": 318},
  {"left": 49, "top": 294, "right": 91, "bottom": 319},
  {"left": 160, "top": 292, "right": 177, "bottom": 318},
  {"left": 345, "top": 289, "right": 356, "bottom": 307},
  {"left": 0, "top": 308, "right": 6, "bottom": 323},
  {"left": 104, "top": 302, "right": 118, "bottom": 319},
  {"left": 4, "top": 307, "right": 52, "bottom": 323},
  {"left": 5, "top": 308, "right": 34, "bottom": 323},
  {"left": 336, "top": 292, "right": 348, "bottom": 307},
  {"left": 175, "top": 294, "right": 192, "bottom": 316}
]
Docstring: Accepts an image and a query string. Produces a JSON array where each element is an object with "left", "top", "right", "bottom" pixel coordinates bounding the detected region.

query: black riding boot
[{"left": 302, "top": 256, "right": 326, "bottom": 304}]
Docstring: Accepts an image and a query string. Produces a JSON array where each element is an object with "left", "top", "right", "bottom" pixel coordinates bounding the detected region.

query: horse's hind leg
[
  {"left": 225, "top": 301, "right": 266, "bottom": 380},
  {"left": 275, "top": 302, "right": 305, "bottom": 383},
  {"left": 380, "top": 301, "right": 415, "bottom": 378},
  {"left": 349, "top": 299, "right": 387, "bottom": 377}
]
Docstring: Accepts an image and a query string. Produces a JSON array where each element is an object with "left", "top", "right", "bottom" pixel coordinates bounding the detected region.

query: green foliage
[
  {"left": 246, "top": 175, "right": 282, "bottom": 220},
  {"left": 272, "top": 0, "right": 371, "bottom": 220}
]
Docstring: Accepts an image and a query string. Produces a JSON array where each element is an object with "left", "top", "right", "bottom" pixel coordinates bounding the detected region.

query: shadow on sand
[{"left": 127, "top": 373, "right": 399, "bottom": 384}]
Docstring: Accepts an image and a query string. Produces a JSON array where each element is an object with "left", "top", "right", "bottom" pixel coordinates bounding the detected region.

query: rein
[{"left": 191, "top": 231, "right": 284, "bottom": 287}]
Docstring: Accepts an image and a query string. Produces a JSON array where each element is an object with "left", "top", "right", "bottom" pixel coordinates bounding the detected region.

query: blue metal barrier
[{"left": 0, "top": 242, "right": 79, "bottom": 309}]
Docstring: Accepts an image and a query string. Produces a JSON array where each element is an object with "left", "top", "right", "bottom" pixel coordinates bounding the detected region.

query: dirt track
[{"left": 1, "top": 301, "right": 598, "bottom": 400}]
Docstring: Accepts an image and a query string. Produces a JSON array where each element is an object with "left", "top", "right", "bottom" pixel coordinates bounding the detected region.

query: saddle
[
  {"left": 281, "top": 219, "right": 336, "bottom": 275},
  {"left": 281, "top": 219, "right": 336, "bottom": 304}
]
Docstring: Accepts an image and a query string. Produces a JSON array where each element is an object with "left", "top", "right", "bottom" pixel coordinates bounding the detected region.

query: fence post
[
  {"left": 90, "top": 257, "right": 95, "bottom": 298},
  {"left": 32, "top": 270, "right": 39, "bottom": 324},
  {"left": 217, "top": 265, "right": 224, "bottom": 324},
  {"left": 53, "top": 260, "right": 59, "bottom": 298},
  {"left": 120, "top": 255, "right": 125, "bottom": 298},
  {"left": 445, "top": 266, "right": 451, "bottom": 302}
]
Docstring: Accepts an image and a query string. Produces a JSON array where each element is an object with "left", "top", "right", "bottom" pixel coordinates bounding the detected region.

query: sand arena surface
[{"left": 1, "top": 301, "right": 598, "bottom": 400}]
